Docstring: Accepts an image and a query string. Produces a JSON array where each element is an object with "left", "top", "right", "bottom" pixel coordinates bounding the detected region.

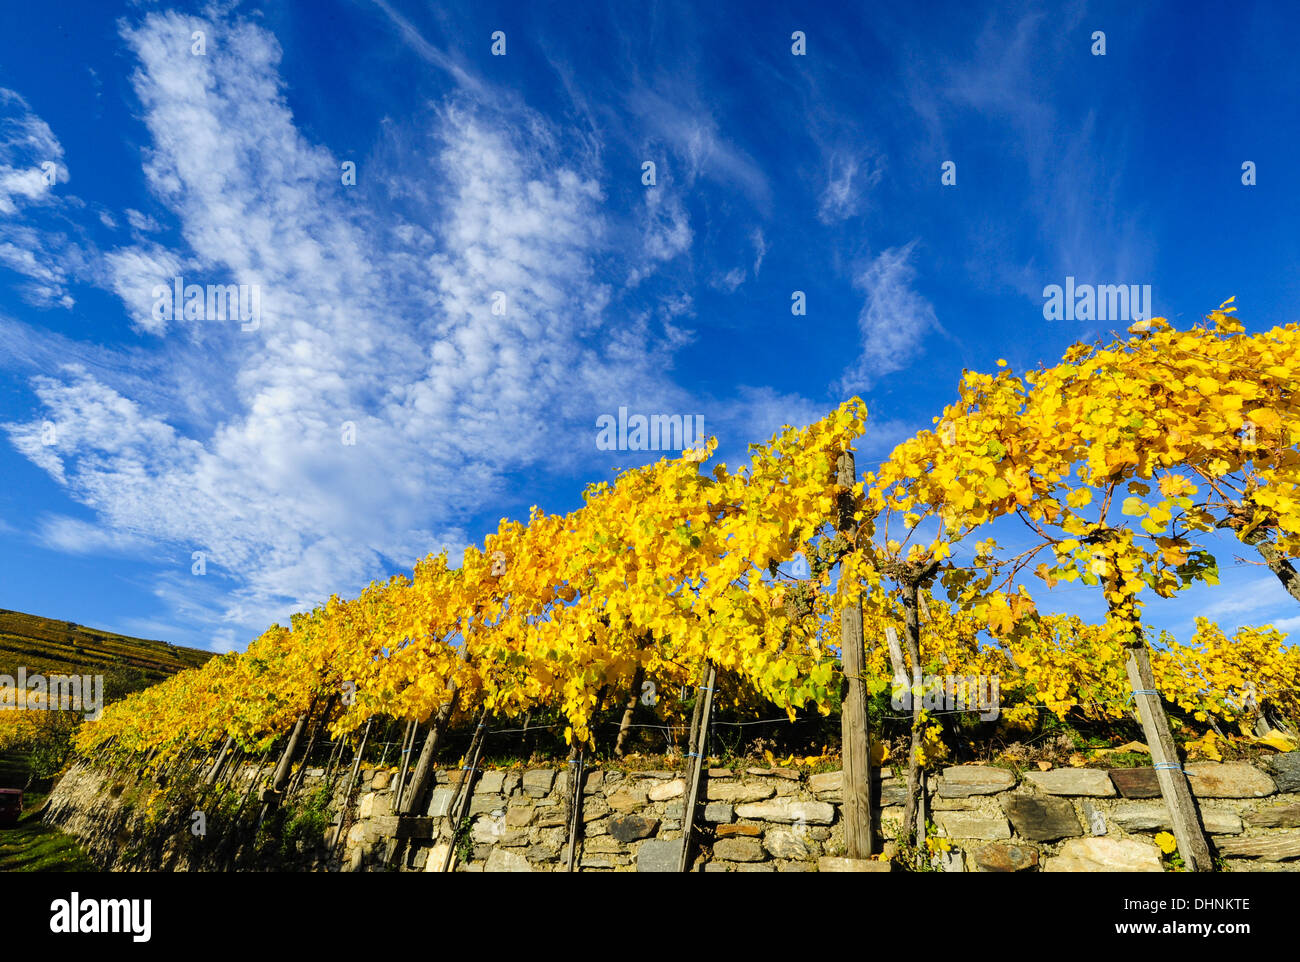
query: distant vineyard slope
[{"left": 0, "top": 608, "right": 212, "bottom": 697}]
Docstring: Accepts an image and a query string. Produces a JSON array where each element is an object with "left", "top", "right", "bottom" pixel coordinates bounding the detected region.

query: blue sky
[{"left": 1, "top": 0, "right": 1298, "bottom": 652}]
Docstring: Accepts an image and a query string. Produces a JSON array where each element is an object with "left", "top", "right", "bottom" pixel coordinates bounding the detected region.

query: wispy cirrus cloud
[
  {"left": 839, "top": 241, "right": 941, "bottom": 392},
  {"left": 0, "top": 9, "right": 701, "bottom": 645},
  {"left": 817, "top": 150, "right": 882, "bottom": 224},
  {"left": 0, "top": 89, "right": 77, "bottom": 307},
  {"left": 904, "top": 5, "right": 1153, "bottom": 300},
  {"left": 0, "top": 89, "right": 61, "bottom": 215}
]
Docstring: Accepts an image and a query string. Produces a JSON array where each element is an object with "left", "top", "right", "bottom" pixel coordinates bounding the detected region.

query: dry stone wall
[{"left": 45, "top": 752, "right": 1300, "bottom": 872}]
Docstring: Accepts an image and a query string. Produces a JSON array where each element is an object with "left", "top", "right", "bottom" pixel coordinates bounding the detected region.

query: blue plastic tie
[{"left": 1153, "top": 762, "right": 1197, "bottom": 776}]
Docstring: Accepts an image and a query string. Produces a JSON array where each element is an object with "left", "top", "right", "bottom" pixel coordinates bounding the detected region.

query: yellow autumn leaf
[{"left": 1067, "top": 488, "right": 1092, "bottom": 508}]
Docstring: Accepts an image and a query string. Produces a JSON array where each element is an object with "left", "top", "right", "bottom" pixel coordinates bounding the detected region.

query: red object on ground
[{"left": 0, "top": 788, "right": 23, "bottom": 826}]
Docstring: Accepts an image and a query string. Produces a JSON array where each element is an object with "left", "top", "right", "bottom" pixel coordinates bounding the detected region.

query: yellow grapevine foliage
[
  {"left": 850, "top": 301, "right": 1300, "bottom": 743},
  {"left": 1152, "top": 618, "right": 1300, "bottom": 726},
  {"left": 872, "top": 302, "right": 1300, "bottom": 647},
  {"left": 75, "top": 301, "right": 1300, "bottom": 769},
  {"left": 78, "top": 400, "right": 870, "bottom": 764}
]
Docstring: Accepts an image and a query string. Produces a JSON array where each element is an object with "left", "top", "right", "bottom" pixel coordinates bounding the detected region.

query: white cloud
[
  {"left": 817, "top": 151, "right": 881, "bottom": 224},
  {"left": 0, "top": 90, "right": 77, "bottom": 306},
  {"left": 35, "top": 515, "right": 152, "bottom": 556},
  {"left": 629, "top": 187, "right": 692, "bottom": 285},
  {"left": 125, "top": 208, "right": 160, "bottom": 233},
  {"left": 724, "top": 386, "right": 828, "bottom": 450},
  {"left": 0, "top": 89, "right": 62, "bottom": 215},
  {"left": 839, "top": 242, "right": 940, "bottom": 391},
  {"left": 104, "top": 244, "right": 185, "bottom": 334},
  {"left": 713, "top": 267, "right": 746, "bottom": 292},
  {"left": 626, "top": 86, "right": 770, "bottom": 206},
  {"left": 1, "top": 10, "right": 700, "bottom": 644},
  {"left": 1200, "top": 577, "right": 1285, "bottom": 620}
]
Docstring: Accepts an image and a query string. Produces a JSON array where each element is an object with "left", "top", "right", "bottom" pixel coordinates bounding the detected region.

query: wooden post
[
  {"left": 1125, "top": 648, "right": 1213, "bottom": 872},
  {"left": 323, "top": 734, "right": 345, "bottom": 787},
  {"left": 439, "top": 710, "right": 488, "bottom": 873},
  {"left": 837, "top": 449, "right": 874, "bottom": 860},
  {"left": 270, "top": 710, "right": 311, "bottom": 795},
  {"left": 565, "top": 748, "right": 585, "bottom": 871},
  {"left": 205, "top": 736, "right": 233, "bottom": 786},
  {"left": 330, "top": 717, "right": 373, "bottom": 853},
  {"left": 840, "top": 596, "right": 873, "bottom": 860},
  {"left": 392, "top": 718, "right": 418, "bottom": 811},
  {"left": 223, "top": 748, "right": 273, "bottom": 868},
  {"left": 399, "top": 686, "right": 459, "bottom": 815},
  {"left": 900, "top": 577, "right": 927, "bottom": 847},
  {"left": 917, "top": 770, "right": 927, "bottom": 856},
  {"left": 216, "top": 748, "right": 242, "bottom": 789},
  {"left": 385, "top": 717, "right": 424, "bottom": 868},
  {"left": 289, "top": 694, "right": 337, "bottom": 796},
  {"left": 614, "top": 665, "right": 646, "bottom": 757},
  {"left": 883, "top": 625, "right": 908, "bottom": 682},
  {"left": 685, "top": 666, "right": 707, "bottom": 758},
  {"left": 677, "top": 662, "right": 715, "bottom": 872}
]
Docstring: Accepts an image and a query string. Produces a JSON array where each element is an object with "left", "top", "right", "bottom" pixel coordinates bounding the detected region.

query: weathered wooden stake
[
  {"left": 685, "top": 666, "right": 707, "bottom": 757},
  {"left": 1125, "top": 647, "right": 1213, "bottom": 872},
  {"left": 205, "top": 736, "right": 234, "bottom": 786},
  {"left": 289, "top": 694, "right": 337, "bottom": 796},
  {"left": 270, "top": 710, "right": 310, "bottom": 795},
  {"left": 678, "top": 662, "right": 715, "bottom": 872},
  {"left": 399, "top": 687, "right": 459, "bottom": 816},
  {"left": 900, "top": 577, "right": 928, "bottom": 848},
  {"left": 439, "top": 710, "right": 488, "bottom": 873},
  {"left": 392, "top": 718, "right": 417, "bottom": 810},
  {"left": 883, "top": 625, "right": 908, "bottom": 681},
  {"left": 565, "top": 748, "right": 585, "bottom": 872},
  {"left": 836, "top": 449, "right": 874, "bottom": 860},
  {"left": 330, "top": 717, "right": 373, "bottom": 854},
  {"left": 614, "top": 665, "right": 646, "bottom": 757}
]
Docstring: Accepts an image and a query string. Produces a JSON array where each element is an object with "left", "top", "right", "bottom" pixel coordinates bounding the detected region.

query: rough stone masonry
[{"left": 42, "top": 752, "right": 1300, "bottom": 872}]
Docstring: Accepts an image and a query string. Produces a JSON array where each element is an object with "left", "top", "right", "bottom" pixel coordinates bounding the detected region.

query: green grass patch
[
  {"left": 0, "top": 798, "right": 97, "bottom": 871},
  {"left": 0, "top": 752, "right": 96, "bottom": 871}
]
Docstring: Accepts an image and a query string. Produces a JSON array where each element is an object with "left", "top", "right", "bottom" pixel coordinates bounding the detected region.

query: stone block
[
  {"left": 636, "top": 838, "right": 680, "bottom": 872},
  {"left": 1044, "top": 837, "right": 1162, "bottom": 872},
  {"left": 937, "top": 766, "right": 1016, "bottom": 797},
  {"left": 971, "top": 842, "right": 1038, "bottom": 872},
  {"left": 734, "top": 799, "right": 834, "bottom": 824},
  {"left": 1001, "top": 795, "right": 1082, "bottom": 841},
  {"left": 1185, "top": 762, "right": 1276, "bottom": 798},
  {"left": 933, "top": 812, "right": 1011, "bottom": 840},
  {"left": 1024, "top": 769, "right": 1116, "bottom": 797}
]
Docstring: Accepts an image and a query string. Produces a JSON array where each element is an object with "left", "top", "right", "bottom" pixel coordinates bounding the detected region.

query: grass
[{"left": 0, "top": 751, "right": 96, "bottom": 871}]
